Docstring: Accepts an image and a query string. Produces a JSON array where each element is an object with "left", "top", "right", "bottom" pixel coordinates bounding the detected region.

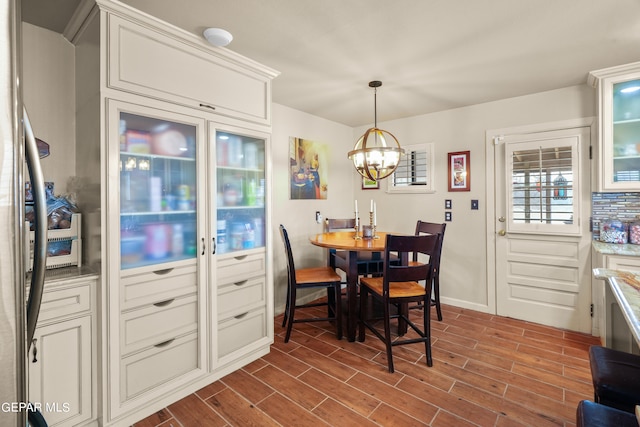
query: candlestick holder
[
  {"left": 353, "top": 214, "right": 362, "bottom": 240},
  {"left": 369, "top": 212, "right": 379, "bottom": 239}
]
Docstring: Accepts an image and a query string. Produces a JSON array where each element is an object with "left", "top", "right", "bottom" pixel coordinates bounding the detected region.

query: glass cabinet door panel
[
  {"left": 120, "top": 112, "right": 198, "bottom": 269},
  {"left": 215, "top": 131, "right": 265, "bottom": 254},
  {"left": 612, "top": 79, "right": 640, "bottom": 183}
]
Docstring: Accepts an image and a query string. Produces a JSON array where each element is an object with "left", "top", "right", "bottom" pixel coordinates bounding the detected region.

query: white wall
[
  {"left": 22, "top": 23, "right": 75, "bottom": 196},
  {"left": 352, "top": 84, "right": 596, "bottom": 313},
  {"left": 270, "top": 104, "right": 354, "bottom": 311}
]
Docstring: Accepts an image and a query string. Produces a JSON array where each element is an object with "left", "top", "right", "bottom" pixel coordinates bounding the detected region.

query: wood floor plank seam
[{"left": 134, "top": 304, "right": 600, "bottom": 427}]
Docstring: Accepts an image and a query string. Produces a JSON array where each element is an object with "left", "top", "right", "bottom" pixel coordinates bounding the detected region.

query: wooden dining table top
[{"left": 309, "top": 231, "right": 389, "bottom": 251}]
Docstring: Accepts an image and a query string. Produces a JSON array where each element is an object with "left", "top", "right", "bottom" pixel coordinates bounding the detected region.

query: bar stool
[
  {"left": 576, "top": 400, "right": 637, "bottom": 427},
  {"left": 589, "top": 345, "right": 640, "bottom": 413}
]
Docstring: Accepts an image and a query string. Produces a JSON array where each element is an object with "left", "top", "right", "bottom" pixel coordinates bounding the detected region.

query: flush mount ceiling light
[
  {"left": 348, "top": 81, "right": 404, "bottom": 182},
  {"left": 203, "top": 27, "right": 233, "bottom": 47}
]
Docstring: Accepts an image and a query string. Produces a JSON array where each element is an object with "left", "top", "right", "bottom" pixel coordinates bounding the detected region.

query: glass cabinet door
[
  {"left": 612, "top": 78, "right": 640, "bottom": 184},
  {"left": 215, "top": 131, "right": 266, "bottom": 254},
  {"left": 119, "top": 112, "right": 198, "bottom": 269}
]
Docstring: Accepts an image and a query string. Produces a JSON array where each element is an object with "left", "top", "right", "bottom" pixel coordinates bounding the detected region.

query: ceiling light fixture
[
  {"left": 348, "top": 81, "right": 404, "bottom": 182},
  {"left": 203, "top": 27, "right": 233, "bottom": 47}
]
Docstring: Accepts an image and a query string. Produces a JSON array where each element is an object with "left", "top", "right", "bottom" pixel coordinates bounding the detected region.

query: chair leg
[
  {"left": 358, "top": 286, "right": 368, "bottom": 342},
  {"left": 284, "top": 285, "right": 297, "bottom": 343},
  {"left": 384, "top": 300, "right": 394, "bottom": 373},
  {"left": 334, "top": 282, "right": 343, "bottom": 340},
  {"left": 282, "top": 279, "right": 291, "bottom": 328},
  {"left": 433, "top": 276, "right": 442, "bottom": 321},
  {"left": 327, "top": 286, "right": 336, "bottom": 319},
  {"left": 424, "top": 293, "right": 433, "bottom": 367}
]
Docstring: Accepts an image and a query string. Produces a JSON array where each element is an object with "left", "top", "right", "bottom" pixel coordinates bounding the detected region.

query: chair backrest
[
  {"left": 325, "top": 218, "right": 356, "bottom": 232},
  {"left": 413, "top": 221, "right": 446, "bottom": 268},
  {"left": 382, "top": 234, "right": 439, "bottom": 292},
  {"left": 279, "top": 225, "right": 297, "bottom": 284}
]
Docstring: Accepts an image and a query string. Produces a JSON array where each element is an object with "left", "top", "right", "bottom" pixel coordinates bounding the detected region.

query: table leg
[{"left": 346, "top": 250, "right": 358, "bottom": 342}]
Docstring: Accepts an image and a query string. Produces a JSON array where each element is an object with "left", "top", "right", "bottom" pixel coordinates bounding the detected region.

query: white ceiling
[{"left": 22, "top": 0, "right": 640, "bottom": 127}]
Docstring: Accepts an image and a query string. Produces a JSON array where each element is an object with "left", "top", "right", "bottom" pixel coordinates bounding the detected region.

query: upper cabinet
[
  {"left": 106, "top": 12, "right": 275, "bottom": 126},
  {"left": 590, "top": 61, "right": 640, "bottom": 191}
]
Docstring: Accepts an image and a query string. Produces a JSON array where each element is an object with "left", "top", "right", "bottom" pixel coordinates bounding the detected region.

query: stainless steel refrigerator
[{"left": 1, "top": 0, "right": 49, "bottom": 425}]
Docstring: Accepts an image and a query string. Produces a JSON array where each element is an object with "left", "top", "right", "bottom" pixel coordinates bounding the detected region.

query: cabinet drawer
[
  {"left": 38, "top": 282, "right": 91, "bottom": 323},
  {"left": 108, "top": 15, "right": 272, "bottom": 125},
  {"left": 121, "top": 294, "right": 198, "bottom": 355},
  {"left": 218, "top": 277, "right": 265, "bottom": 318},
  {"left": 217, "top": 252, "right": 266, "bottom": 285},
  {"left": 218, "top": 308, "right": 267, "bottom": 358},
  {"left": 121, "top": 264, "right": 197, "bottom": 310},
  {"left": 121, "top": 332, "right": 199, "bottom": 401}
]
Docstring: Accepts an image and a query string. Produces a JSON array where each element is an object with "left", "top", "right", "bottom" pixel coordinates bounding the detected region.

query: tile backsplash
[{"left": 592, "top": 192, "right": 640, "bottom": 240}]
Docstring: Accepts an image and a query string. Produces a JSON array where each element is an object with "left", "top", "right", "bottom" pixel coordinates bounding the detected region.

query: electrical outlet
[
  {"left": 315, "top": 211, "right": 322, "bottom": 224},
  {"left": 445, "top": 211, "right": 452, "bottom": 222},
  {"left": 445, "top": 199, "right": 452, "bottom": 209}
]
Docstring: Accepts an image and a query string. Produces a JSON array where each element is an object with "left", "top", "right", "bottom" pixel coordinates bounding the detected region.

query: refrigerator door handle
[{"left": 23, "top": 106, "right": 48, "bottom": 346}]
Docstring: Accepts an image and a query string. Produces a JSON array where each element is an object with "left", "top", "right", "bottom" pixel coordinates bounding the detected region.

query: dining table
[{"left": 309, "top": 230, "right": 388, "bottom": 341}]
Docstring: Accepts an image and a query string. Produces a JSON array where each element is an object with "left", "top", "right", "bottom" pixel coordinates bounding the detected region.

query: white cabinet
[
  {"left": 71, "top": 1, "right": 276, "bottom": 425},
  {"left": 589, "top": 61, "right": 640, "bottom": 191},
  {"left": 29, "top": 273, "right": 97, "bottom": 427},
  {"left": 593, "top": 249, "right": 640, "bottom": 353}
]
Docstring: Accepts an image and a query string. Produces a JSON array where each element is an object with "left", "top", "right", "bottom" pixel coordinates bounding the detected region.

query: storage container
[{"left": 600, "top": 218, "right": 629, "bottom": 244}]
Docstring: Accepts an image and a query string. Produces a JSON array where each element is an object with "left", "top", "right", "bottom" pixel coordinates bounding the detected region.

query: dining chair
[
  {"left": 279, "top": 224, "right": 343, "bottom": 342},
  {"left": 324, "top": 218, "right": 382, "bottom": 276},
  {"left": 358, "top": 233, "right": 439, "bottom": 373},
  {"left": 411, "top": 221, "right": 446, "bottom": 321}
]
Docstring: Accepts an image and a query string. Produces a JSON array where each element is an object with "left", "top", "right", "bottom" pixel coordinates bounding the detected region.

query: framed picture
[
  {"left": 448, "top": 151, "right": 470, "bottom": 192},
  {"left": 362, "top": 175, "right": 379, "bottom": 190}
]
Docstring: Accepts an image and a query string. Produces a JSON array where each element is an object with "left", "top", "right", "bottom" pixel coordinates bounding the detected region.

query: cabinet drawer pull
[
  {"left": 199, "top": 103, "right": 216, "bottom": 111},
  {"left": 233, "top": 280, "right": 248, "bottom": 287},
  {"left": 31, "top": 338, "right": 38, "bottom": 363},
  {"left": 234, "top": 312, "right": 249, "bottom": 319},
  {"left": 154, "top": 338, "right": 176, "bottom": 348},
  {"left": 153, "top": 298, "right": 175, "bottom": 307},
  {"left": 153, "top": 268, "right": 174, "bottom": 275},
  {"left": 234, "top": 255, "right": 248, "bottom": 261}
]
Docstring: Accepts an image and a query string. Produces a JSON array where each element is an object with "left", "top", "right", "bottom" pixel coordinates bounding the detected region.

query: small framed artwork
[
  {"left": 362, "top": 176, "right": 379, "bottom": 190},
  {"left": 447, "top": 150, "right": 470, "bottom": 192}
]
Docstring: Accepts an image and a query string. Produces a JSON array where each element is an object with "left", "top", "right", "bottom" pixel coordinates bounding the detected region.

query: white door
[{"left": 493, "top": 125, "right": 592, "bottom": 333}]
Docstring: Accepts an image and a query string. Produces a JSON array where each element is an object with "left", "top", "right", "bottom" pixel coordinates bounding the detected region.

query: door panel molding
[{"left": 485, "top": 117, "right": 595, "bottom": 333}]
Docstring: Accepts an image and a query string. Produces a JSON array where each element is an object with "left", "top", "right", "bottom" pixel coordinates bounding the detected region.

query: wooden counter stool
[
  {"left": 589, "top": 345, "right": 640, "bottom": 413},
  {"left": 576, "top": 400, "right": 637, "bottom": 427}
]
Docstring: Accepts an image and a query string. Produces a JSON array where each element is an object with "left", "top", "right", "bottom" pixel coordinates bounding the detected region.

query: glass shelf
[{"left": 119, "top": 111, "right": 197, "bottom": 269}]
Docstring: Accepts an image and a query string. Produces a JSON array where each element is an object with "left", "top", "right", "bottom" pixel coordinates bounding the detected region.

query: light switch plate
[{"left": 471, "top": 200, "right": 479, "bottom": 210}]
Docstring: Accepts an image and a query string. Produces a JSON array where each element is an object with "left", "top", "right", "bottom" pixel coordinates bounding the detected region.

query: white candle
[
  {"left": 355, "top": 200, "right": 358, "bottom": 216},
  {"left": 370, "top": 199, "right": 374, "bottom": 213},
  {"left": 374, "top": 202, "right": 377, "bottom": 226}
]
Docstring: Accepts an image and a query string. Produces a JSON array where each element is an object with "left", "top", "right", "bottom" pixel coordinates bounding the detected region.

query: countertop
[
  {"left": 594, "top": 268, "right": 640, "bottom": 347},
  {"left": 593, "top": 240, "right": 640, "bottom": 256}
]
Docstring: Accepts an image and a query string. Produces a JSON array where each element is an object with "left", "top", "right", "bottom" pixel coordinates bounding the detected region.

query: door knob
[
  {"left": 498, "top": 217, "right": 506, "bottom": 222},
  {"left": 498, "top": 230, "right": 506, "bottom": 236}
]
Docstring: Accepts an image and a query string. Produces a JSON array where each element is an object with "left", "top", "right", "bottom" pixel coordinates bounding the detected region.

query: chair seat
[
  {"left": 589, "top": 346, "right": 640, "bottom": 413},
  {"left": 360, "top": 276, "right": 426, "bottom": 298},
  {"left": 296, "top": 267, "right": 341, "bottom": 284},
  {"left": 576, "top": 400, "right": 638, "bottom": 427}
]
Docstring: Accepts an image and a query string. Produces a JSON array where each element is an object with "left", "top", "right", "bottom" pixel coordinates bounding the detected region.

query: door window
[{"left": 506, "top": 136, "right": 581, "bottom": 235}]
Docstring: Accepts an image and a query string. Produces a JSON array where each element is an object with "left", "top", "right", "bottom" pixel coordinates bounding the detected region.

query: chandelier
[{"left": 348, "top": 81, "right": 404, "bottom": 181}]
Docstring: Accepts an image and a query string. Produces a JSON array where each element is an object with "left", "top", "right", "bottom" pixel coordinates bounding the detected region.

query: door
[
  {"left": 493, "top": 125, "right": 592, "bottom": 333},
  {"left": 29, "top": 316, "right": 92, "bottom": 426}
]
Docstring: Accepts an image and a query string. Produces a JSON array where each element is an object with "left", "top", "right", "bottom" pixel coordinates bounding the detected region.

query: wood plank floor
[{"left": 134, "top": 303, "right": 600, "bottom": 427}]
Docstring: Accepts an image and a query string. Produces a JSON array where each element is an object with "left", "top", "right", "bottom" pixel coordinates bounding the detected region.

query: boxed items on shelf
[{"left": 25, "top": 213, "right": 82, "bottom": 271}]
